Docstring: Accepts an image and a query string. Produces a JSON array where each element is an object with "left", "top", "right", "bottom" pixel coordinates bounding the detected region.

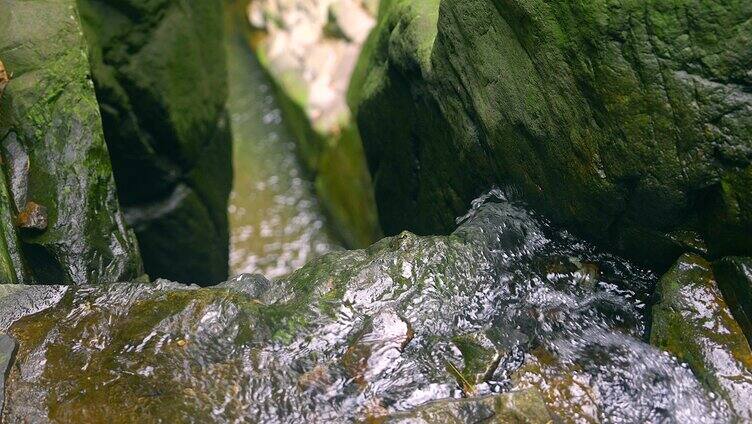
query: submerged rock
[
  {"left": 0, "top": 197, "right": 731, "bottom": 422},
  {"left": 76, "top": 0, "right": 233, "bottom": 284},
  {"left": 651, "top": 254, "right": 752, "bottom": 420},
  {"left": 350, "top": 0, "right": 752, "bottom": 270},
  {"left": 382, "top": 388, "right": 554, "bottom": 423},
  {"left": 0, "top": 0, "right": 145, "bottom": 284},
  {"left": 246, "top": 0, "right": 382, "bottom": 248}
]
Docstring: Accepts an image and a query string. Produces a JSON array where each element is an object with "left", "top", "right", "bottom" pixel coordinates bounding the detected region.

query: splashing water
[{"left": 0, "top": 194, "right": 732, "bottom": 422}]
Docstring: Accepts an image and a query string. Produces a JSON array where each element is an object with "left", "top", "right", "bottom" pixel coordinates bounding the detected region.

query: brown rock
[
  {"left": 17, "top": 201, "right": 48, "bottom": 231},
  {"left": 0, "top": 59, "right": 8, "bottom": 97}
]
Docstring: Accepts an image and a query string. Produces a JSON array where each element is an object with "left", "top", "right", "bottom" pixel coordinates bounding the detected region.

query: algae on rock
[
  {"left": 76, "top": 0, "right": 233, "bottom": 284},
  {"left": 351, "top": 0, "right": 752, "bottom": 270},
  {"left": 651, "top": 254, "right": 752, "bottom": 420},
  {"left": 714, "top": 256, "right": 752, "bottom": 344},
  {"left": 0, "top": 0, "right": 144, "bottom": 284}
]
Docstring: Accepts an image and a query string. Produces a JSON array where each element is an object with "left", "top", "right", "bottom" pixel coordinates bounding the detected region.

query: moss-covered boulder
[
  {"left": 0, "top": 0, "right": 145, "bottom": 284},
  {"left": 245, "top": 0, "right": 382, "bottom": 248},
  {"left": 714, "top": 256, "right": 752, "bottom": 344},
  {"left": 351, "top": 0, "right": 752, "bottom": 270},
  {"left": 76, "top": 0, "right": 233, "bottom": 284},
  {"left": 651, "top": 253, "right": 752, "bottom": 420}
]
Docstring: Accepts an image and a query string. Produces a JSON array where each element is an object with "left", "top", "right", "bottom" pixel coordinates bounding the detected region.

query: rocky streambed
[
  {"left": 0, "top": 0, "right": 751, "bottom": 422},
  {"left": 1, "top": 192, "right": 747, "bottom": 422}
]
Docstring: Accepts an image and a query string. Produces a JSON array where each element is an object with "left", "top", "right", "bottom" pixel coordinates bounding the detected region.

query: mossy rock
[
  {"left": 351, "top": 0, "right": 752, "bottom": 271},
  {"left": 76, "top": 0, "right": 233, "bottom": 284},
  {"left": 0, "top": 0, "right": 144, "bottom": 284},
  {"left": 651, "top": 253, "right": 752, "bottom": 420},
  {"left": 511, "top": 347, "right": 600, "bottom": 423},
  {"left": 0, "top": 334, "right": 17, "bottom": 416},
  {"left": 450, "top": 332, "right": 502, "bottom": 389},
  {"left": 714, "top": 256, "right": 752, "bottom": 345}
]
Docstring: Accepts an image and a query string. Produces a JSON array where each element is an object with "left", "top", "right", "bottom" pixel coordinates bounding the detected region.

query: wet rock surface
[
  {"left": 382, "top": 388, "right": 554, "bottom": 423},
  {"left": 651, "top": 254, "right": 752, "bottom": 420},
  {"left": 0, "top": 0, "right": 145, "bottom": 284},
  {"left": 76, "top": 0, "right": 233, "bottom": 284},
  {"left": 0, "top": 60, "right": 7, "bottom": 98},
  {"left": 714, "top": 256, "right": 752, "bottom": 343},
  {"left": 0, "top": 195, "right": 734, "bottom": 422},
  {"left": 351, "top": 0, "right": 752, "bottom": 270},
  {"left": 0, "top": 334, "right": 17, "bottom": 416}
]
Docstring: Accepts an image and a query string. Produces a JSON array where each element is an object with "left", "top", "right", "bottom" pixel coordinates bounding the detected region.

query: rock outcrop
[
  {"left": 715, "top": 256, "right": 752, "bottom": 343},
  {"left": 0, "top": 0, "right": 145, "bottom": 284},
  {"left": 351, "top": 0, "right": 752, "bottom": 270},
  {"left": 246, "top": 0, "right": 382, "bottom": 248},
  {"left": 77, "top": 0, "right": 233, "bottom": 284},
  {"left": 651, "top": 254, "right": 752, "bottom": 420}
]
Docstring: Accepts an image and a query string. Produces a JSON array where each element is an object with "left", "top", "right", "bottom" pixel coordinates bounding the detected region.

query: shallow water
[
  {"left": 226, "top": 29, "right": 338, "bottom": 279},
  {"left": 0, "top": 192, "right": 732, "bottom": 423}
]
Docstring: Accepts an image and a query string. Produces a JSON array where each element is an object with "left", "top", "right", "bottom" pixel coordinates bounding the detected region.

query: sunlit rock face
[
  {"left": 0, "top": 194, "right": 734, "bottom": 422},
  {"left": 249, "top": 0, "right": 376, "bottom": 132},
  {"left": 76, "top": 0, "right": 233, "bottom": 284},
  {"left": 0, "top": 59, "right": 8, "bottom": 98},
  {"left": 0, "top": 0, "right": 145, "bottom": 284},
  {"left": 382, "top": 389, "right": 555, "bottom": 423},
  {"left": 245, "top": 0, "right": 382, "bottom": 248},
  {"left": 350, "top": 0, "right": 752, "bottom": 270}
]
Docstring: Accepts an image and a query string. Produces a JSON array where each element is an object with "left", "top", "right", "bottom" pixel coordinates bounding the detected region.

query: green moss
[
  {"left": 451, "top": 333, "right": 500, "bottom": 386},
  {"left": 714, "top": 256, "right": 752, "bottom": 345},
  {"left": 351, "top": 0, "right": 752, "bottom": 270},
  {"left": 0, "top": 0, "right": 144, "bottom": 284},
  {"left": 77, "top": 0, "right": 233, "bottom": 284},
  {"left": 703, "top": 166, "right": 752, "bottom": 258}
]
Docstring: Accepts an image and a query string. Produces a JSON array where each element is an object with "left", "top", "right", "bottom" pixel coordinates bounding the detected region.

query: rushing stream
[
  {"left": 0, "top": 1, "right": 749, "bottom": 423},
  {"left": 0, "top": 191, "right": 731, "bottom": 423},
  {"left": 226, "top": 28, "right": 338, "bottom": 279}
]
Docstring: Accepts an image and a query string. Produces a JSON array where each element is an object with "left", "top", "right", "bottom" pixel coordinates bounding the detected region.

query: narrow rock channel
[{"left": 226, "top": 22, "right": 339, "bottom": 278}]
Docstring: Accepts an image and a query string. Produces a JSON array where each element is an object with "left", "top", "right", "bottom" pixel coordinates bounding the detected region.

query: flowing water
[
  {"left": 0, "top": 191, "right": 733, "bottom": 423},
  {"left": 0, "top": 15, "right": 738, "bottom": 423},
  {"left": 226, "top": 28, "right": 338, "bottom": 279}
]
